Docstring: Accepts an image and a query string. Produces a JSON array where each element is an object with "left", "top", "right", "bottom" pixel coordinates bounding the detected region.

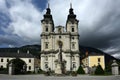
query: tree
[
  {"left": 77, "top": 66, "right": 85, "bottom": 74},
  {"left": 95, "top": 64, "right": 104, "bottom": 75}
]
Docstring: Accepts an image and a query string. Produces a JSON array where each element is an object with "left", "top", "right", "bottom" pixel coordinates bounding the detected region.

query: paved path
[{"left": 0, "top": 74, "right": 120, "bottom": 80}]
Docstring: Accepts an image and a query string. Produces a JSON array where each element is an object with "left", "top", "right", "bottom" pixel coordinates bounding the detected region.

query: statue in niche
[{"left": 58, "top": 41, "right": 63, "bottom": 62}]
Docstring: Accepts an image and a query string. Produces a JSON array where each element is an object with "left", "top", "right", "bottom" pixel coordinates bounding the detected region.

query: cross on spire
[
  {"left": 48, "top": 3, "right": 50, "bottom": 8},
  {"left": 46, "top": 3, "right": 51, "bottom": 14},
  {"left": 70, "top": 3, "right": 72, "bottom": 8}
]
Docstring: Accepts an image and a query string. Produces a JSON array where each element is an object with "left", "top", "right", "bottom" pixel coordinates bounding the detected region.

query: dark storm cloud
[
  {"left": 79, "top": 1, "right": 120, "bottom": 57},
  {"left": 0, "top": 0, "right": 120, "bottom": 58},
  {"left": 0, "top": 35, "right": 22, "bottom": 47}
]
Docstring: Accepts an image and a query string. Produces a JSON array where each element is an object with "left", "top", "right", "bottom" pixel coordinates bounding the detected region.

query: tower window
[
  {"left": 59, "top": 36, "right": 61, "bottom": 39},
  {"left": 45, "top": 56, "right": 48, "bottom": 61},
  {"left": 72, "top": 43, "right": 75, "bottom": 49},
  {"left": 72, "top": 36, "right": 74, "bottom": 40},
  {"left": 46, "top": 27, "right": 48, "bottom": 32},
  {"left": 55, "top": 64, "right": 57, "bottom": 68},
  {"left": 46, "top": 36, "right": 48, "bottom": 39},
  {"left": 45, "top": 42, "right": 48, "bottom": 49},
  {"left": 72, "top": 56, "right": 75, "bottom": 61},
  {"left": 72, "top": 28, "right": 74, "bottom": 32}
]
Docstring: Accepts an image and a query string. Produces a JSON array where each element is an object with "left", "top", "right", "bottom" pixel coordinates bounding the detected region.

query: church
[{"left": 40, "top": 4, "right": 80, "bottom": 74}]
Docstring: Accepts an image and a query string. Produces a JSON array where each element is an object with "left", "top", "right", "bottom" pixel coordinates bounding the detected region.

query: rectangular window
[
  {"left": 29, "top": 59, "right": 31, "bottom": 63},
  {"left": 1, "top": 59, "right": 3, "bottom": 62},
  {"left": 98, "top": 58, "right": 101, "bottom": 62},
  {"left": 29, "top": 66, "right": 31, "bottom": 70},
  {"left": 7, "top": 59, "right": 9, "bottom": 62}
]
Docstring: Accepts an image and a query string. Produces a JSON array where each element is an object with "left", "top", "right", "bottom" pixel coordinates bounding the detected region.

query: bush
[
  {"left": 0, "top": 68, "right": 8, "bottom": 74},
  {"left": 65, "top": 71, "right": 71, "bottom": 75},
  {"left": 44, "top": 71, "right": 50, "bottom": 76},
  {"left": 0, "top": 67, "right": 7, "bottom": 71},
  {"left": 37, "top": 68, "right": 44, "bottom": 74},
  {"left": 77, "top": 66, "right": 85, "bottom": 74},
  {"left": 105, "top": 65, "right": 112, "bottom": 75},
  {"left": 95, "top": 64, "right": 104, "bottom": 75}
]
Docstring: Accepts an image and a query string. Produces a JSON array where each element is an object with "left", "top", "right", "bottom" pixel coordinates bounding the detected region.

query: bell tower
[
  {"left": 66, "top": 3, "right": 79, "bottom": 33},
  {"left": 41, "top": 4, "right": 54, "bottom": 33}
]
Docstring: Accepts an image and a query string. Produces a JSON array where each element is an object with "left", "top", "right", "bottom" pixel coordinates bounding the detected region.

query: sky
[{"left": 0, "top": 0, "right": 120, "bottom": 59}]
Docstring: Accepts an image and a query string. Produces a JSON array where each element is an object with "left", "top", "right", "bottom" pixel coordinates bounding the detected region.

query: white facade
[
  {"left": 40, "top": 6, "right": 80, "bottom": 72},
  {"left": 0, "top": 57, "right": 39, "bottom": 72}
]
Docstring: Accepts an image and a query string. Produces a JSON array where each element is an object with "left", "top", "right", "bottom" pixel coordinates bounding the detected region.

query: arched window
[
  {"left": 45, "top": 56, "right": 48, "bottom": 61},
  {"left": 72, "top": 27, "right": 74, "bottom": 32},
  {"left": 45, "top": 42, "right": 48, "bottom": 49},
  {"left": 46, "top": 27, "right": 48, "bottom": 32},
  {"left": 59, "top": 36, "right": 61, "bottom": 39},
  {"left": 72, "top": 43, "right": 75, "bottom": 49},
  {"left": 73, "top": 63, "right": 76, "bottom": 68},
  {"left": 72, "top": 56, "right": 75, "bottom": 61},
  {"left": 45, "top": 63, "right": 48, "bottom": 68}
]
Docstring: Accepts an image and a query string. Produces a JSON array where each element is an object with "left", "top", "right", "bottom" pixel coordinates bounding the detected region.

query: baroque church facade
[{"left": 40, "top": 5, "right": 80, "bottom": 73}]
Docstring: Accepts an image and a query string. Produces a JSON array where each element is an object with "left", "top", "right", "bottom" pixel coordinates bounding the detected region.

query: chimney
[
  {"left": 17, "top": 50, "right": 20, "bottom": 54},
  {"left": 86, "top": 50, "right": 88, "bottom": 56},
  {"left": 27, "top": 50, "right": 29, "bottom": 54}
]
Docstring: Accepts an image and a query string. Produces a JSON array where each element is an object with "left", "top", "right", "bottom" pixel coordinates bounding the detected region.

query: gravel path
[{"left": 0, "top": 74, "right": 120, "bottom": 80}]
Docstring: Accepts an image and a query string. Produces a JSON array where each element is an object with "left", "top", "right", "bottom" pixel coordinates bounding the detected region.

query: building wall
[
  {"left": 82, "top": 57, "right": 89, "bottom": 67},
  {"left": 41, "top": 52, "right": 80, "bottom": 71},
  {"left": 0, "top": 57, "right": 39, "bottom": 72},
  {"left": 88, "top": 55, "right": 105, "bottom": 69},
  {"left": 21, "top": 58, "right": 35, "bottom": 71}
]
